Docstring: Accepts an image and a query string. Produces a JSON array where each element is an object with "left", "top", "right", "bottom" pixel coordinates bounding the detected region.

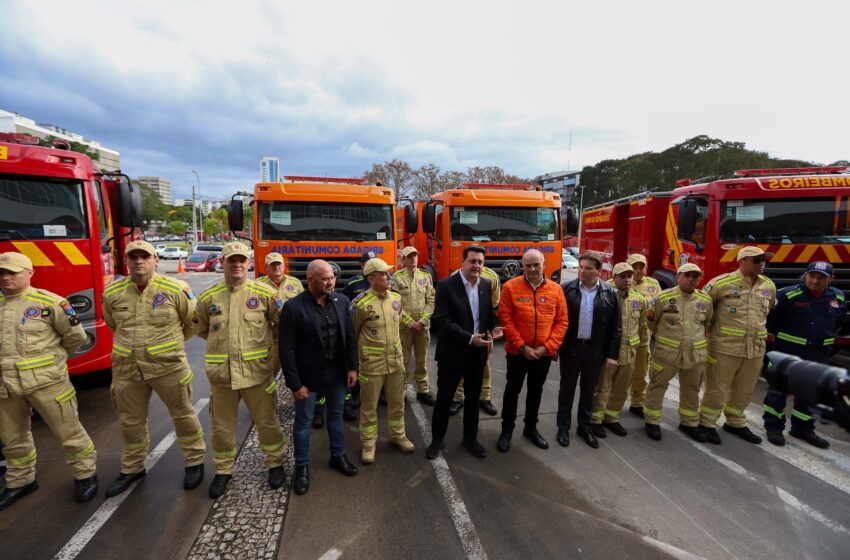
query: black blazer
[
  {"left": 279, "top": 290, "right": 358, "bottom": 392},
  {"left": 560, "top": 278, "right": 622, "bottom": 360},
  {"left": 434, "top": 273, "right": 497, "bottom": 366}
]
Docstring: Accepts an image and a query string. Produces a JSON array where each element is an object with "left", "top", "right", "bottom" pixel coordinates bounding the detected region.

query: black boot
[
  {"left": 0, "top": 481, "right": 38, "bottom": 510},
  {"left": 74, "top": 475, "right": 98, "bottom": 503},
  {"left": 644, "top": 423, "right": 662, "bottom": 441},
  {"left": 269, "top": 466, "right": 286, "bottom": 490},
  {"left": 184, "top": 464, "right": 204, "bottom": 490},
  {"left": 209, "top": 474, "right": 232, "bottom": 499},
  {"left": 293, "top": 466, "right": 309, "bottom": 495},
  {"left": 105, "top": 470, "right": 146, "bottom": 498}
]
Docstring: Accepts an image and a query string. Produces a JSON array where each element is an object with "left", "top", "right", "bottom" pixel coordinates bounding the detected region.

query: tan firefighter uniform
[
  {"left": 644, "top": 274, "right": 713, "bottom": 426},
  {"left": 195, "top": 266, "right": 286, "bottom": 475},
  {"left": 392, "top": 254, "right": 435, "bottom": 394},
  {"left": 699, "top": 265, "right": 775, "bottom": 429},
  {"left": 257, "top": 255, "right": 304, "bottom": 375},
  {"left": 592, "top": 265, "right": 648, "bottom": 425},
  {"left": 627, "top": 254, "right": 662, "bottom": 409},
  {"left": 351, "top": 259, "right": 413, "bottom": 463},
  {"left": 0, "top": 254, "right": 96, "bottom": 488},
  {"left": 454, "top": 265, "right": 501, "bottom": 402},
  {"left": 102, "top": 264, "right": 205, "bottom": 474}
]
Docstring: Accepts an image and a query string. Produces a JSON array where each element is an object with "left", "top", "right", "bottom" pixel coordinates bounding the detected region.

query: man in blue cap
[{"left": 763, "top": 261, "right": 844, "bottom": 448}]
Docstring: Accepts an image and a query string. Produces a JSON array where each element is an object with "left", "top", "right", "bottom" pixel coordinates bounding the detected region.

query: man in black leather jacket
[{"left": 557, "top": 252, "right": 622, "bottom": 449}]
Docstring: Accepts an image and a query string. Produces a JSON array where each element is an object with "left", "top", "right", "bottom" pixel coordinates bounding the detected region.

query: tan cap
[
  {"left": 0, "top": 252, "right": 33, "bottom": 272},
  {"left": 222, "top": 241, "right": 252, "bottom": 259},
  {"left": 677, "top": 263, "right": 703, "bottom": 275},
  {"left": 364, "top": 258, "right": 393, "bottom": 276},
  {"left": 401, "top": 246, "right": 419, "bottom": 257},
  {"left": 124, "top": 240, "right": 156, "bottom": 257},
  {"left": 626, "top": 254, "right": 647, "bottom": 266},
  {"left": 736, "top": 246, "right": 773, "bottom": 261},
  {"left": 265, "top": 252, "right": 284, "bottom": 265},
  {"left": 612, "top": 262, "right": 634, "bottom": 276}
]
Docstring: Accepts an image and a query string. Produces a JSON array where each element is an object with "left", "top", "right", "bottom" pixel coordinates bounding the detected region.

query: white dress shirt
[
  {"left": 577, "top": 279, "right": 599, "bottom": 340},
  {"left": 460, "top": 271, "right": 480, "bottom": 338}
]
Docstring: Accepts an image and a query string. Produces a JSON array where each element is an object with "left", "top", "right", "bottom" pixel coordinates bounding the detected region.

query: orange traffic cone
[{"left": 177, "top": 257, "right": 186, "bottom": 274}]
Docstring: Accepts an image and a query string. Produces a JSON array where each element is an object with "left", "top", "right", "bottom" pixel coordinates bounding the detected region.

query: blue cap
[
  {"left": 360, "top": 251, "right": 377, "bottom": 263},
  {"left": 806, "top": 261, "right": 834, "bottom": 276}
]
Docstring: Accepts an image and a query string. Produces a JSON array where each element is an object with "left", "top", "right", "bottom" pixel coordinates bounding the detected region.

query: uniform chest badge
[
  {"left": 24, "top": 306, "right": 40, "bottom": 318},
  {"left": 392, "top": 300, "right": 401, "bottom": 312},
  {"left": 246, "top": 297, "right": 260, "bottom": 309},
  {"left": 761, "top": 289, "right": 771, "bottom": 298},
  {"left": 631, "top": 300, "right": 640, "bottom": 310},
  {"left": 648, "top": 286, "right": 657, "bottom": 294},
  {"left": 286, "top": 284, "right": 294, "bottom": 291},
  {"left": 366, "top": 305, "right": 374, "bottom": 312},
  {"left": 41, "top": 307, "right": 51, "bottom": 317},
  {"left": 830, "top": 299, "right": 841, "bottom": 308},
  {"left": 61, "top": 301, "right": 75, "bottom": 316},
  {"left": 731, "top": 288, "right": 741, "bottom": 297},
  {"left": 730, "top": 307, "right": 737, "bottom": 314},
  {"left": 418, "top": 278, "right": 426, "bottom": 286},
  {"left": 152, "top": 293, "right": 167, "bottom": 308},
  {"left": 696, "top": 302, "right": 706, "bottom": 312},
  {"left": 209, "top": 303, "right": 222, "bottom": 316}
]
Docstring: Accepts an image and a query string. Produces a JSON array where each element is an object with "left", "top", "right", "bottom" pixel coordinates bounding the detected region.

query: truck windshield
[
  {"left": 450, "top": 206, "right": 559, "bottom": 242},
  {"left": 0, "top": 176, "right": 87, "bottom": 240},
  {"left": 720, "top": 198, "right": 850, "bottom": 244},
  {"left": 258, "top": 202, "right": 394, "bottom": 241}
]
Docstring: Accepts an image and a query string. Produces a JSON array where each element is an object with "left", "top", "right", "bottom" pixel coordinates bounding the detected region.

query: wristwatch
[{"left": 519, "top": 344, "right": 527, "bottom": 354}]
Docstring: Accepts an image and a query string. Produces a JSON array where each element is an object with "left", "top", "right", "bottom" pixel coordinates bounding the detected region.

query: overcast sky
[{"left": 2, "top": 0, "right": 847, "bottom": 199}]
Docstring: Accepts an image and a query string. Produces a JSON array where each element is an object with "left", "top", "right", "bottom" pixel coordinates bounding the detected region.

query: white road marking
[
  {"left": 406, "top": 385, "right": 489, "bottom": 560},
  {"left": 640, "top": 535, "right": 708, "bottom": 560},
  {"left": 317, "top": 548, "right": 343, "bottom": 560},
  {"left": 53, "top": 398, "right": 210, "bottom": 560}
]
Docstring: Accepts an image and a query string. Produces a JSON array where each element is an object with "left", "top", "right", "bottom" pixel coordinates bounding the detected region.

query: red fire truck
[
  {"left": 403, "top": 183, "right": 563, "bottom": 283},
  {"left": 575, "top": 166, "right": 850, "bottom": 341},
  {"left": 0, "top": 133, "right": 143, "bottom": 375}
]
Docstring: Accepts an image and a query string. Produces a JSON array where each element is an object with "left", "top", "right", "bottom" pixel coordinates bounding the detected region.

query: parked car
[
  {"left": 194, "top": 244, "right": 224, "bottom": 256},
  {"left": 564, "top": 246, "right": 580, "bottom": 258},
  {"left": 184, "top": 252, "right": 220, "bottom": 272},
  {"left": 162, "top": 247, "right": 188, "bottom": 259},
  {"left": 155, "top": 244, "right": 168, "bottom": 257},
  {"left": 562, "top": 252, "right": 579, "bottom": 271}
]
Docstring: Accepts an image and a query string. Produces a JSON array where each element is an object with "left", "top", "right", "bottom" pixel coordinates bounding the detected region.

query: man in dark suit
[
  {"left": 557, "top": 252, "right": 622, "bottom": 449},
  {"left": 427, "top": 245, "right": 503, "bottom": 460},
  {"left": 280, "top": 259, "right": 359, "bottom": 495}
]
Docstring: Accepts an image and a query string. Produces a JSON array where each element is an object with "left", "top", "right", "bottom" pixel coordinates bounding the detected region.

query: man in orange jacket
[{"left": 497, "top": 249, "right": 568, "bottom": 452}]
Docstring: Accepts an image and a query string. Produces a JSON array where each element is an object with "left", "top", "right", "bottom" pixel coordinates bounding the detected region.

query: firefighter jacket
[
  {"left": 634, "top": 276, "right": 662, "bottom": 347},
  {"left": 195, "top": 279, "right": 282, "bottom": 390},
  {"left": 647, "top": 287, "right": 713, "bottom": 369},
  {"left": 481, "top": 266, "right": 502, "bottom": 307},
  {"left": 611, "top": 286, "right": 649, "bottom": 365},
  {"left": 102, "top": 273, "right": 196, "bottom": 381},
  {"left": 704, "top": 272, "right": 776, "bottom": 359},
  {"left": 767, "top": 283, "right": 845, "bottom": 364},
  {"left": 257, "top": 274, "right": 304, "bottom": 304},
  {"left": 351, "top": 288, "right": 406, "bottom": 376},
  {"left": 392, "top": 267, "right": 435, "bottom": 328},
  {"left": 0, "top": 287, "right": 86, "bottom": 396},
  {"left": 498, "top": 276, "right": 568, "bottom": 356}
]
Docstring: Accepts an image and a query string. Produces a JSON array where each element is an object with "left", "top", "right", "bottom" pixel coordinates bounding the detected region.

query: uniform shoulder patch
[{"left": 352, "top": 291, "right": 367, "bottom": 304}]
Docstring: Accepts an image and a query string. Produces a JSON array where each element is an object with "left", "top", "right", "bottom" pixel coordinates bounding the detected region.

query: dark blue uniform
[
  {"left": 343, "top": 274, "right": 370, "bottom": 301},
  {"left": 763, "top": 283, "right": 845, "bottom": 433}
]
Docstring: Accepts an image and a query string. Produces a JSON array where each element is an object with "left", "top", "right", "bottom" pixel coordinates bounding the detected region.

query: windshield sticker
[
  {"left": 269, "top": 211, "right": 291, "bottom": 226},
  {"left": 459, "top": 211, "right": 478, "bottom": 225},
  {"left": 376, "top": 231, "right": 387, "bottom": 240},
  {"left": 735, "top": 206, "right": 764, "bottom": 222},
  {"left": 44, "top": 225, "right": 67, "bottom": 236}
]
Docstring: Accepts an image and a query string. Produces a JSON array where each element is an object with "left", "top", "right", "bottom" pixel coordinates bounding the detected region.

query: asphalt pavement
[{"left": 1, "top": 267, "right": 848, "bottom": 560}]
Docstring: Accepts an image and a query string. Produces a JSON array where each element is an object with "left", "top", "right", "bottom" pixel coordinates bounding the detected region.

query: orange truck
[
  {"left": 576, "top": 166, "right": 850, "bottom": 343},
  {"left": 0, "top": 132, "right": 143, "bottom": 375},
  {"left": 405, "top": 183, "right": 563, "bottom": 283},
  {"left": 229, "top": 176, "right": 404, "bottom": 285}
]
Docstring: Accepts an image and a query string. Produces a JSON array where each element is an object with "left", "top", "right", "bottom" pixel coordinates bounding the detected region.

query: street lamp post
[
  {"left": 192, "top": 170, "right": 201, "bottom": 242},
  {"left": 577, "top": 184, "right": 586, "bottom": 239}
]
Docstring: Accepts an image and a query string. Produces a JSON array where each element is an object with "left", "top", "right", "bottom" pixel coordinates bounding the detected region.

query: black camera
[{"left": 764, "top": 351, "right": 850, "bottom": 432}]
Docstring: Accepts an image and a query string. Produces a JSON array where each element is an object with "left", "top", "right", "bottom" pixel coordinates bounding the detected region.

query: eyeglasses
[{"left": 750, "top": 258, "right": 767, "bottom": 264}]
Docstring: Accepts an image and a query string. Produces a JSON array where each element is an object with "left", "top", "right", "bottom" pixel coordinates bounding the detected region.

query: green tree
[
  {"left": 138, "top": 183, "right": 169, "bottom": 226},
  {"left": 167, "top": 220, "right": 186, "bottom": 236}
]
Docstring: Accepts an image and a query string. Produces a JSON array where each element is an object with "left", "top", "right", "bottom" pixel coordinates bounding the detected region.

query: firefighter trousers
[
  {"left": 209, "top": 378, "right": 286, "bottom": 475},
  {"left": 110, "top": 370, "right": 205, "bottom": 474},
  {"left": 591, "top": 361, "right": 636, "bottom": 424},
  {"left": 358, "top": 370, "right": 406, "bottom": 444},
  {"left": 454, "top": 345, "right": 493, "bottom": 402},
  {"left": 629, "top": 344, "right": 651, "bottom": 407},
  {"left": 700, "top": 353, "right": 764, "bottom": 429},
  {"left": 643, "top": 360, "right": 704, "bottom": 426},
  {"left": 0, "top": 380, "right": 96, "bottom": 488},
  {"left": 400, "top": 327, "right": 430, "bottom": 393},
  {"left": 762, "top": 388, "right": 816, "bottom": 434}
]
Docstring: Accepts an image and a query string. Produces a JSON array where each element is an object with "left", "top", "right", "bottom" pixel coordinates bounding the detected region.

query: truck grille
[
  {"left": 765, "top": 262, "right": 850, "bottom": 335},
  {"left": 287, "top": 257, "right": 364, "bottom": 291}
]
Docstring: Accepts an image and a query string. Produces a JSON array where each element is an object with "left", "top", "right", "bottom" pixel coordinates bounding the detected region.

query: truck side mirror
[
  {"left": 228, "top": 199, "right": 244, "bottom": 232},
  {"left": 404, "top": 203, "right": 418, "bottom": 234},
  {"left": 117, "top": 180, "right": 143, "bottom": 228},
  {"left": 422, "top": 204, "right": 436, "bottom": 234},
  {"left": 565, "top": 207, "right": 579, "bottom": 235},
  {"left": 677, "top": 199, "right": 697, "bottom": 241}
]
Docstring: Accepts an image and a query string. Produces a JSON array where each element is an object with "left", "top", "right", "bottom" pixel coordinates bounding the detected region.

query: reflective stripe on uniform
[
  {"left": 103, "top": 279, "right": 131, "bottom": 297},
  {"left": 628, "top": 335, "right": 641, "bottom": 346},
  {"left": 650, "top": 361, "right": 664, "bottom": 372},
  {"left": 700, "top": 405, "right": 721, "bottom": 415},
  {"left": 67, "top": 441, "right": 95, "bottom": 461},
  {"left": 693, "top": 339, "right": 708, "bottom": 349},
  {"left": 777, "top": 332, "right": 807, "bottom": 345},
  {"left": 707, "top": 355, "right": 718, "bottom": 365},
  {"left": 147, "top": 340, "right": 179, "bottom": 355},
  {"left": 604, "top": 408, "right": 621, "bottom": 417},
  {"left": 178, "top": 371, "right": 194, "bottom": 385},
  {"left": 757, "top": 330, "right": 768, "bottom": 340},
  {"left": 152, "top": 277, "right": 181, "bottom": 293},
  {"left": 177, "top": 429, "right": 204, "bottom": 443},
  {"left": 112, "top": 343, "right": 132, "bottom": 357},
  {"left": 719, "top": 326, "right": 746, "bottom": 337},
  {"left": 388, "top": 418, "right": 405, "bottom": 427},
  {"left": 55, "top": 387, "right": 77, "bottom": 403},
  {"left": 123, "top": 436, "right": 151, "bottom": 450},
  {"left": 200, "top": 284, "right": 227, "bottom": 302},
  {"left": 824, "top": 338, "right": 835, "bottom": 346},
  {"left": 792, "top": 409, "right": 813, "bottom": 422},
  {"left": 357, "top": 374, "right": 368, "bottom": 384},
  {"left": 242, "top": 349, "right": 269, "bottom": 361},
  {"left": 265, "top": 380, "right": 278, "bottom": 394},
  {"left": 724, "top": 404, "right": 744, "bottom": 416},
  {"left": 15, "top": 355, "right": 55, "bottom": 370},
  {"left": 317, "top": 396, "right": 326, "bottom": 405},
  {"left": 643, "top": 406, "right": 662, "bottom": 418},
  {"left": 591, "top": 411, "right": 604, "bottom": 421},
  {"left": 657, "top": 336, "right": 680, "bottom": 348},
  {"left": 359, "top": 423, "right": 378, "bottom": 434},
  {"left": 8, "top": 449, "right": 37, "bottom": 466},
  {"left": 25, "top": 292, "right": 56, "bottom": 305},
  {"left": 678, "top": 407, "right": 698, "bottom": 417},
  {"left": 763, "top": 404, "right": 785, "bottom": 418},
  {"left": 362, "top": 346, "right": 385, "bottom": 355},
  {"left": 786, "top": 288, "right": 803, "bottom": 300},
  {"left": 260, "top": 438, "right": 286, "bottom": 453},
  {"left": 212, "top": 448, "right": 238, "bottom": 458},
  {"left": 205, "top": 353, "right": 227, "bottom": 363}
]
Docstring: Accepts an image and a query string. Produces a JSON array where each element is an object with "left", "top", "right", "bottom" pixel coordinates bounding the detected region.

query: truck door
[
  {"left": 628, "top": 215, "right": 645, "bottom": 255},
  {"left": 676, "top": 196, "right": 709, "bottom": 269}
]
